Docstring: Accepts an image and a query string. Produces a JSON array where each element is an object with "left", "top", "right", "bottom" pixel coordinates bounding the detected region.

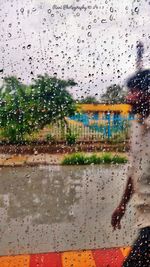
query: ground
[
  {"left": 0, "top": 152, "right": 128, "bottom": 167},
  {"left": 0, "top": 153, "right": 134, "bottom": 267}
]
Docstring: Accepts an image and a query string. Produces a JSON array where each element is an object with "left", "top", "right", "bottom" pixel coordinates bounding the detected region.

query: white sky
[{"left": 0, "top": 0, "right": 150, "bottom": 99}]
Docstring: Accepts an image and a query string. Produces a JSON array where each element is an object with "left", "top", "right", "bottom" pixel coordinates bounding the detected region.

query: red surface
[
  {"left": 30, "top": 252, "right": 62, "bottom": 267},
  {"left": 92, "top": 248, "right": 124, "bottom": 267}
]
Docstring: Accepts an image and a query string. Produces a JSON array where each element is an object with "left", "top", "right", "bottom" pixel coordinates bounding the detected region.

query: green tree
[
  {"left": 78, "top": 95, "right": 99, "bottom": 104},
  {"left": 100, "top": 84, "right": 127, "bottom": 104},
  {"left": 0, "top": 76, "right": 31, "bottom": 142},
  {"left": 0, "top": 75, "right": 77, "bottom": 142},
  {"left": 31, "top": 74, "right": 77, "bottom": 127}
]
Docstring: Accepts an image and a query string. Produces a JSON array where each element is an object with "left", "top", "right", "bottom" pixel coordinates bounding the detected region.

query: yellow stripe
[
  {"left": 0, "top": 255, "right": 30, "bottom": 267},
  {"left": 62, "top": 250, "right": 96, "bottom": 267},
  {"left": 120, "top": 247, "right": 131, "bottom": 258}
]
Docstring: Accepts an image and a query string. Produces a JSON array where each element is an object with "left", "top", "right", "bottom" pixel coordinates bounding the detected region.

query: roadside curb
[
  {"left": 0, "top": 247, "right": 131, "bottom": 267},
  {"left": 0, "top": 152, "right": 128, "bottom": 167}
]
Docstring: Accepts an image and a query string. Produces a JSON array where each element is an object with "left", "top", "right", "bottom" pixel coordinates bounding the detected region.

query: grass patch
[{"left": 62, "top": 152, "right": 128, "bottom": 165}]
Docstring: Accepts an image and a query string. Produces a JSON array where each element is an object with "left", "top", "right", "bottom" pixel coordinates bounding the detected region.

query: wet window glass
[{"left": 0, "top": 0, "right": 149, "bottom": 266}]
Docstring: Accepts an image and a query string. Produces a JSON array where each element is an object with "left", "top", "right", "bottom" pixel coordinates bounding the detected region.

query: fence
[{"left": 45, "top": 114, "right": 134, "bottom": 142}]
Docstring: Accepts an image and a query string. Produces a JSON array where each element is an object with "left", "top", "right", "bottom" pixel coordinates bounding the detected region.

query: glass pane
[{"left": 0, "top": 0, "right": 149, "bottom": 266}]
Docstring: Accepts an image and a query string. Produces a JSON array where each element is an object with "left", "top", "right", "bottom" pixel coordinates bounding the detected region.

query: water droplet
[
  {"left": 101, "top": 19, "right": 107, "bottom": 23},
  {"left": 134, "top": 7, "right": 139, "bottom": 13},
  {"left": 20, "top": 8, "right": 24, "bottom": 14},
  {"left": 109, "top": 15, "right": 113, "bottom": 21},
  {"left": 87, "top": 32, "right": 92, "bottom": 37},
  {"left": 27, "top": 44, "right": 31, "bottom": 49}
]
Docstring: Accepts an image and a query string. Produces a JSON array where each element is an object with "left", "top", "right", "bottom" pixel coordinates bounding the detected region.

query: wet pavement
[{"left": 0, "top": 165, "right": 137, "bottom": 256}]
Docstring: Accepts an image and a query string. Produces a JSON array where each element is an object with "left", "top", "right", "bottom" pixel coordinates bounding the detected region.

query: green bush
[
  {"left": 65, "top": 132, "right": 77, "bottom": 145},
  {"left": 46, "top": 133, "right": 56, "bottom": 143},
  {"left": 112, "top": 155, "right": 128, "bottom": 164},
  {"left": 102, "top": 153, "right": 112, "bottom": 163},
  {"left": 88, "top": 154, "right": 102, "bottom": 164},
  {"left": 62, "top": 153, "right": 128, "bottom": 165},
  {"left": 62, "top": 153, "right": 85, "bottom": 165}
]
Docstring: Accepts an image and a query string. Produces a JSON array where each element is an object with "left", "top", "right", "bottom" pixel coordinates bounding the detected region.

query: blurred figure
[
  {"left": 111, "top": 42, "right": 150, "bottom": 267},
  {"left": 111, "top": 69, "right": 150, "bottom": 267}
]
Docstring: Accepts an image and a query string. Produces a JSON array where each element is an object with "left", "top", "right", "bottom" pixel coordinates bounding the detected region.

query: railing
[{"left": 45, "top": 114, "right": 134, "bottom": 142}]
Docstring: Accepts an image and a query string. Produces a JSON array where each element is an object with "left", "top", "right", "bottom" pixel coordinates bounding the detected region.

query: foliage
[
  {"left": 111, "top": 154, "right": 128, "bottom": 164},
  {"left": 0, "top": 77, "right": 32, "bottom": 142},
  {"left": 65, "top": 132, "right": 77, "bottom": 145},
  {"left": 78, "top": 95, "right": 99, "bottom": 104},
  {"left": 0, "top": 75, "right": 77, "bottom": 142},
  {"left": 62, "top": 152, "right": 128, "bottom": 165},
  {"left": 62, "top": 153, "right": 89, "bottom": 165},
  {"left": 31, "top": 74, "right": 77, "bottom": 126},
  {"left": 46, "top": 133, "right": 56, "bottom": 143},
  {"left": 100, "top": 84, "right": 127, "bottom": 104}
]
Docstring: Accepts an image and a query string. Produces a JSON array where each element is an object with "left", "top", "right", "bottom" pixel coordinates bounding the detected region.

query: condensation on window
[{"left": 0, "top": 0, "right": 149, "bottom": 266}]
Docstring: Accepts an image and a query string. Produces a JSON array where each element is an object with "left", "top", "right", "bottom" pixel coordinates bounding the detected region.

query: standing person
[{"left": 111, "top": 69, "right": 150, "bottom": 266}]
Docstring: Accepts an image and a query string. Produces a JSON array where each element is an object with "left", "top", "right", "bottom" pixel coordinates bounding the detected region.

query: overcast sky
[{"left": 0, "top": 0, "right": 150, "bottom": 99}]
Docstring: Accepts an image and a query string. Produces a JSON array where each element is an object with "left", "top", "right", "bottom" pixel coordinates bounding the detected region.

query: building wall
[{"left": 77, "top": 104, "right": 131, "bottom": 116}]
